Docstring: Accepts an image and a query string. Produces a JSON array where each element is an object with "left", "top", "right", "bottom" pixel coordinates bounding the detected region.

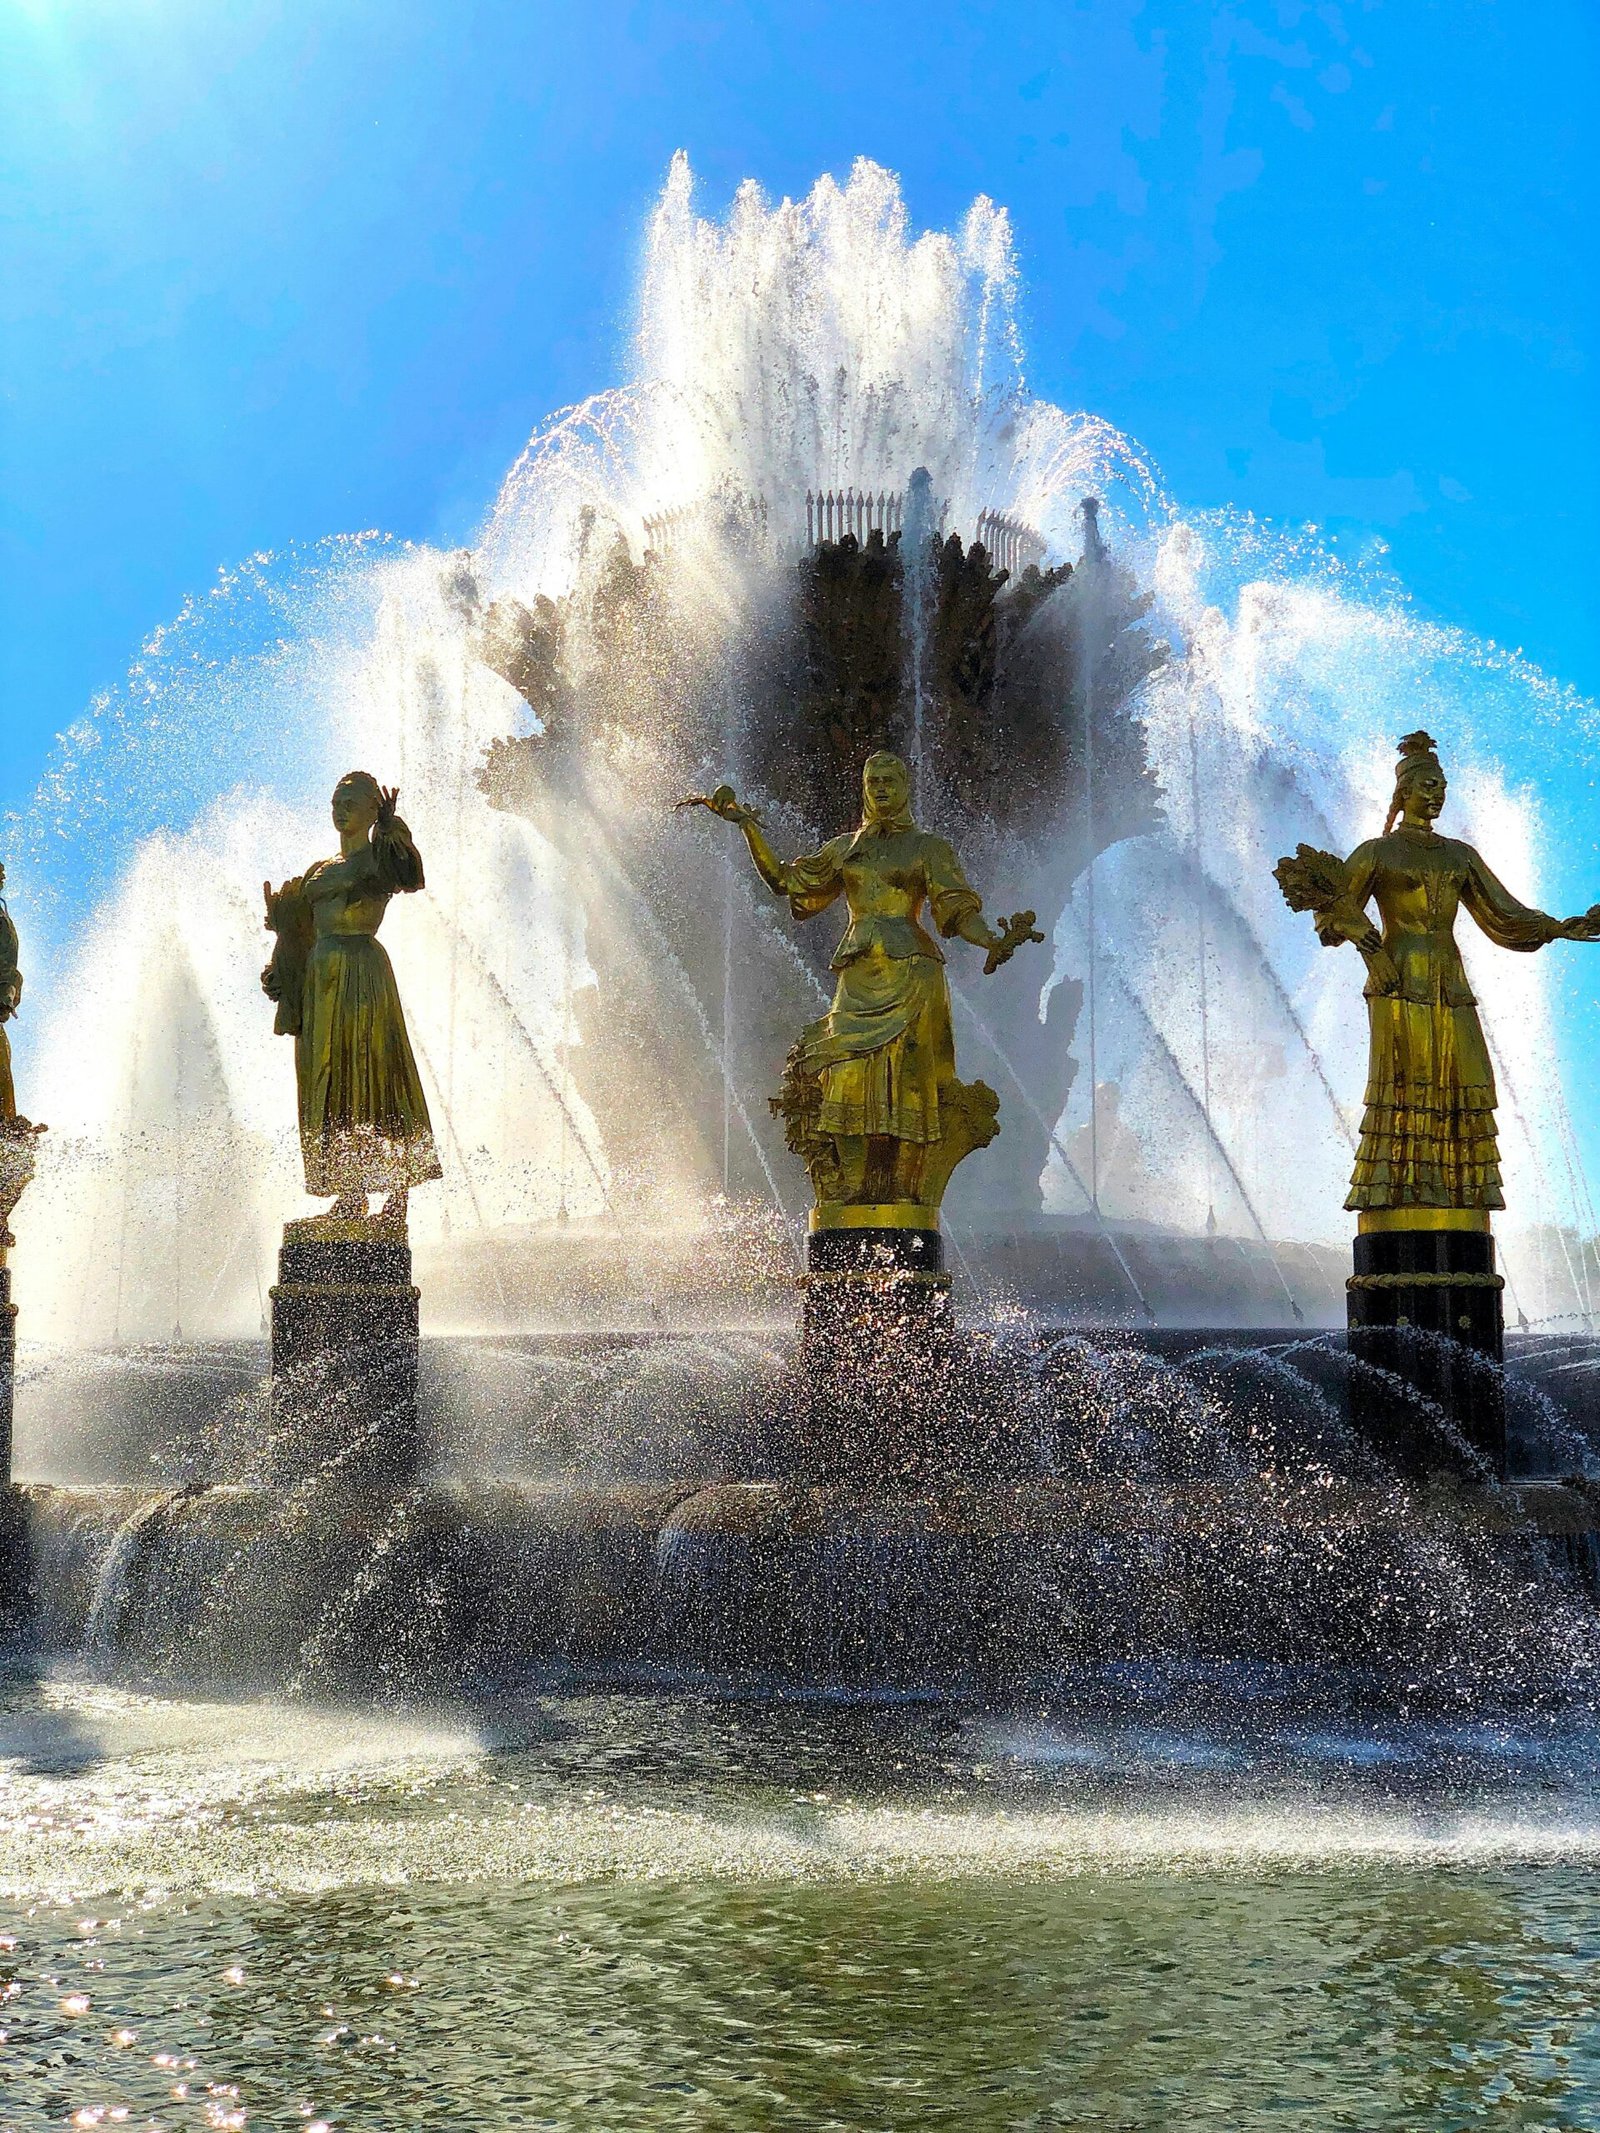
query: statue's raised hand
[
  {"left": 374, "top": 784, "right": 400, "bottom": 835},
  {"left": 674, "top": 783, "right": 761, "bottom": 827},
  {"left": 984, "top": 911, "right": 1045, "bottom": 975}
]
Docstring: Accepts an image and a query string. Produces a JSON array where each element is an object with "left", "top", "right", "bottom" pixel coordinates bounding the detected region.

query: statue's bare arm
[{"left": 674, "top": 784, "right": 789, "bottom": 893}]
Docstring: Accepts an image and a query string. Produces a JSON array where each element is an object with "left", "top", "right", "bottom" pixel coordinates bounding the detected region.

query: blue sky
[{"left": 2, "top": 0, "right": 1595, "bottom": 824}]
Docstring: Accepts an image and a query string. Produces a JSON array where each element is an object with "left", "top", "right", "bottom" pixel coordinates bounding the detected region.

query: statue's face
[
  {"left": 1405, "top": 768, "right": 1447, "bottom": 822},
  {"left": 863, "top": 759, "right": 909, "bottom": 821},
  {"left": 331, "top": 781, "right": 379, "bottom": 834}
]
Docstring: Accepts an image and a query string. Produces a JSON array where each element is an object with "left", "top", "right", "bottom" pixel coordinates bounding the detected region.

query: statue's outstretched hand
[
  {"left": 1559, "top": 904, "right": 1600, "bottom": 941},
  {"left": 984, "top": 910, "right": 1045, "bottom": 975},
  {"left": 674, "top": 783, "right": 760, "bottom": 827},
  {"left": 375, "top": 785, "right": 400, "bottom": 835}
]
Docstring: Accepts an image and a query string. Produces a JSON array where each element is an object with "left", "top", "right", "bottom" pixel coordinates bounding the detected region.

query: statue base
[
  {"left": 268, "top": 1227, "right": 422, "bottom": 1487},
  {"left": 790, "top": 1224, "right": 962, "bottom": 1481},
  {"left": 0, "top": 1261, "right": 14, "bottom": 1488},
  {"left": 801, "top": 1223, "right": 952, "bottom": 1348},
  {"left": 1346, "top": 1223, "right": 1506, "bottom": 1478}
]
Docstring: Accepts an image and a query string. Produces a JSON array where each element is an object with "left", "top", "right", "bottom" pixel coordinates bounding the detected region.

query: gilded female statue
[
  {"left": 0, "top": 859, "right": 46, "bottom": 1250},
  {"left": 0, "top": 861, "right": 20, "bottom": 1129},
  {"left": 262, "top": 773, "right": 442, "bottom": 1228},
  {"left": 1275, "top": 731, "right": 1600, "bottom": 1223},
  {"left": 682, "top": 751, "right": 1041, "bottom": 1219}
]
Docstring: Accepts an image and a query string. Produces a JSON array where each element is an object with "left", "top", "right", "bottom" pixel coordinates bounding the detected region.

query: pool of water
[{"left": 2, "top": 1670, "right": 1599, "bottom": 2129}]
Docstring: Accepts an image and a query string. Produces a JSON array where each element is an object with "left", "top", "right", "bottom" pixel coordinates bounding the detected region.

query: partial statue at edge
[
  {"left": 1274, "top": 731, "right": 1600, "bottom": 1229},
  {"left": 681, "top": 751, "right": 1043, "bottom": 1227},
  {"left": 262, "top": 772, "right": 442, "bottom": 1234},
  {"left": 0, "top": 859, "right": 47, "bottom": 1251}
]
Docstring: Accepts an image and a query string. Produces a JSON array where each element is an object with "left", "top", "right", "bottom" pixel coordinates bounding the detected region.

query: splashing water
[{"left": 5, "top": 155, "right": 1599, "bottom": 1348}]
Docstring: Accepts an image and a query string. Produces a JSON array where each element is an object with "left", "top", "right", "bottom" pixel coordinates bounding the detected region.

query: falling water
[{"left": 3, "top": 154, "right": 1598, "bottom": 1356}]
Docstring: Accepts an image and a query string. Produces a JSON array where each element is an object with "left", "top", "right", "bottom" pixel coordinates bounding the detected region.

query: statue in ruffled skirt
[{"left": 1275, "top": 731, "right": 1600, "bottom": 1224}]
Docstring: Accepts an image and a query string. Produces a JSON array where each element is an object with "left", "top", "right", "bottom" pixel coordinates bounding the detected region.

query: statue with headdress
[
  {"left": 680, "top": 751, "right": 1042, "bottom": 1231},
  {"left": 262, "top": 773, "right": 442, "bottom": 1231},
  {"left": 1275, "top": 732, "right": 1600, "bottom": 1230}
]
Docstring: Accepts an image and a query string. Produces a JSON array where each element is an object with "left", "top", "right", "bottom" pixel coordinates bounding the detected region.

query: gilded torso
[
  {"left": 784, "top": 826, "right": 982, "bottom": 971},
  {"left": 305, "top": 851, "right": 390, "bottom": 939},
  {"left": 1360, "top": 832, "right": 1478, "bottom": 1004},
  {"left": 831, "top": 829, "right": 949, "bottom": 965},
  {"left": 1347, "top": 827, "right": 1557, "bottom": 1006}
]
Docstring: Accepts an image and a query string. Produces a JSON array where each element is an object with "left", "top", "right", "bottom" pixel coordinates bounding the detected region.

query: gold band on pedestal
[
  {"left": 809, "top": 1201, "right": 941, "bottom": 1232},
  {"left": 1357, "top": 1208, "right": 1491, "bottom": 1234}
]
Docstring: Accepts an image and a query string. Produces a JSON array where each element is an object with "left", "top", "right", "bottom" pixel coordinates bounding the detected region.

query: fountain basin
[{"left": 6, "top": 1470, "right": 1598, "bottom": 1700}]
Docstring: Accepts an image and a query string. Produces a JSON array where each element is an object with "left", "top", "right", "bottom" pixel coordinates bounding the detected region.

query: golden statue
[
  {"left": 1275, "top": 730, "right": 1600, "bottom": 1230},
  {"left": 0, "top": 862, "right": 20, "bottom": 1131},
  {"left": 262, "top": 773, "right": 442, "bottom": 1230},
  {"left": 0, "top": 859, "right": 46, "bottom": 1251},
  {"left": 681, "top": 751, "right": 1042, "bottom": 1226}
]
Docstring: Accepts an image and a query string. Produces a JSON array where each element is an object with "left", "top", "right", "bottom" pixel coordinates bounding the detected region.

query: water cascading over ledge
[{"left": 6, "top": 1323, "right": 1600, "bottom": 1699}]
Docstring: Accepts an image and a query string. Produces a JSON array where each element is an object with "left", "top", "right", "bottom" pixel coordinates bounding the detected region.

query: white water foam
[{"left": 5, "top": 157, "right": 1598, "bottom": 1348}]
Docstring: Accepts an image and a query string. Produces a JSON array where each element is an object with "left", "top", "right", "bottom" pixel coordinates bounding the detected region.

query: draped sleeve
[
  {"left": 1461, "top": 848, "right": 1561, "bottom": 952},
  {"left": 925, "top": 837, "right": 984, "bottom": 939},
  {"left": 777, "top": 834, "right": 848, "bottom": 922},
  {"left": 371, "top": 815, "right": 427, "bottom": 896}
]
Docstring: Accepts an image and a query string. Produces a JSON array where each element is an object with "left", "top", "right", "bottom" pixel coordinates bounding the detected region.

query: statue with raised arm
[
  {"left": 0, "top": 859, "right": 46, "bottom": 1251},
  {"left": 262, "top": 773, "right": 442, "bottom": 1232},
  {"left": 681, "top": 751, "right": 1042, "bottom": 1227},
  {"left": 1275, "top": 731, "right": 1600, "bottom": 1228}
]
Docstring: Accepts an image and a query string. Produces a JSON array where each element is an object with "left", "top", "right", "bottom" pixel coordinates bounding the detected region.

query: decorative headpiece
[{"left": 1384, "top": 730, "right": 1444, "bottom": 834}]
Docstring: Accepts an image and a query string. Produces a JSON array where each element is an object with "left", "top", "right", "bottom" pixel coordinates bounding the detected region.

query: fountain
[{"left": 1, "top": 157, "right": 1599, "bottom": 1717}]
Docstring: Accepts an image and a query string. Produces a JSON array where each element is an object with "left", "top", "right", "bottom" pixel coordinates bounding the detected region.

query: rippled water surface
[{"left": 3, "top": 1670, "right": 1600, "bottom": 2129}]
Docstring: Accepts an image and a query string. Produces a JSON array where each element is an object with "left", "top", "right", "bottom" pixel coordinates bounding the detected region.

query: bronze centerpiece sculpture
[
  {"left": 1275, "top": 729, "right": 1600, "bottom": 1470},
  {"left": 262, "top": 772, "right": 441, "bottom": 1233},
  {"left": 683, "top": 751, "right": 1040, "bottom": 1342}
]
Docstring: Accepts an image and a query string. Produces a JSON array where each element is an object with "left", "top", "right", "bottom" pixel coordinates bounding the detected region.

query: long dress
[
  {"left": 273, "top": 820, "right": 442, "bottom": 1197},
  {"left": 1331, "top": 828, "right": 1560, "bottom": 1212},
  {"left": 0, "top": 898, "right": 19, "bottom": 1123},
  {"left": 775, "top": 825, "right": 983, "bottom": 1144}
]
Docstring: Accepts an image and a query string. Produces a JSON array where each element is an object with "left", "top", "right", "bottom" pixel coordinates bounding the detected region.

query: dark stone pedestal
[
  {"left": 791, "top": 1226, "right": 963, "bottom": 1482},
  {"left": 1346, "top": 1226, "right": 1506, "bottom": 1478},
  {"left": 269, "top": 1231, "right": 422, "bottom": 1487},
  {"left": 0, "top": 1264, "right": 14, "bottom": 1487},
  {"left": 801, "top": 1226, "right": 952, "bottom": 1351}
]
